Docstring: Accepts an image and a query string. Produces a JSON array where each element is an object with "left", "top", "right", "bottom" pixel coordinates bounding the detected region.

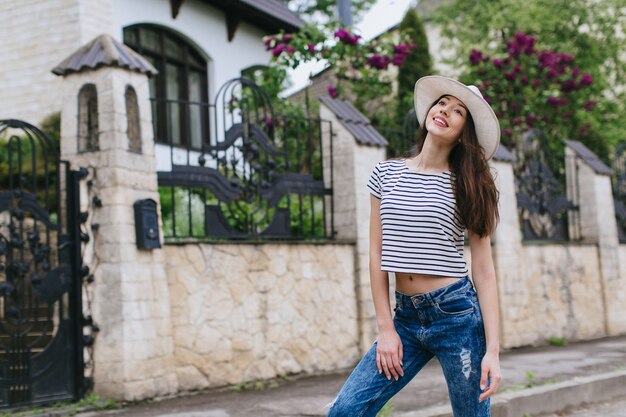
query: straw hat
[{"left": 414, "top": 76, "right": 500, "bottom": 160}]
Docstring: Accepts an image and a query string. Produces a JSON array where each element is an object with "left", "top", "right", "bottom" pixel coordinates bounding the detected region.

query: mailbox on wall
[{"left": 133, "top": 199, "right": 161, "bottom": 249}]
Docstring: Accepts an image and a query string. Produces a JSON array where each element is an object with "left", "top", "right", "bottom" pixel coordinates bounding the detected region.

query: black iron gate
[
  {"left": 0, "top": 120, "right": 85, "bottom": 409},
  {"left": 611, "top": 143, "right": 626, "bottom": 242},
  {"left": 513, "top": 130, "right": 578, "bottom": 241}
]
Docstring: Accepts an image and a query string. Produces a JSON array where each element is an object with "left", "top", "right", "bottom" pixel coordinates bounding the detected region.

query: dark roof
[
  {"left": 493, "top": 144, "right": 515, "bottom": 162},
  {"left": 202, "top": 0, "right": 303, "bottom": 33},
  {"left": 565, "top": 140, "right": 612, "bottom": 175},
  {"left": 52, "top": 34, "right": 157, "bottom": 76},
  {"left": 319, "top": 96, "right": 388, "bottom": 147}
]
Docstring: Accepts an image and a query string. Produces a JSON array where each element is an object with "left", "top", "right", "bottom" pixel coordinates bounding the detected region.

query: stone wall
[
  {"left": 320, "top": 103, "right": 387, "bottom": 353},
  {"left": 498, "top": 244, "right": 605, "bottom": 348},
  {"left": 565, "top": 144, "right": 626, "bottom": 336},
  {"left": 163, "top": 243, "right": 359, "bottom": 390},
  {"left": 488, "top": 143, "right": 626, "bottom": 349}
]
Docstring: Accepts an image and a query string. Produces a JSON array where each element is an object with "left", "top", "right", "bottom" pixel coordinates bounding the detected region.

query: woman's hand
[
  {"left": 376, "top": 329, "right": 404, "bottom": 381},
  {"left": 479, "top": 351, "right": 501, "bottom": 402}
]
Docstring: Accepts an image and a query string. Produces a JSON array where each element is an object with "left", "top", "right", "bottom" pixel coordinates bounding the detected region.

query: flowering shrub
[
  {"left": 263, "top": 24, "right": 415, "bottom": 106},
  {"left": 465, "top": 32, "right": 597, "bottom": 151}
]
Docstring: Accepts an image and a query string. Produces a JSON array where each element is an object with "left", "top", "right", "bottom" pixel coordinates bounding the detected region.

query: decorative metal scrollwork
[
  {"left": 374, "top": 109, "right": 419, "bottom": 159},
  {"left": 0, "top": 119, "right": 87, "bottom": 408},
  {"left": 611, "top": 143, "right": 626, "bottom": 242},
  {"left": 156, "top": 78, "right": 333, "bottom": 240},
  {"left": 513, "top": 130, "right": 576, "bottom": 241},
  {"left": 206, "top": 78, "right": 289, "bottom": 236}
]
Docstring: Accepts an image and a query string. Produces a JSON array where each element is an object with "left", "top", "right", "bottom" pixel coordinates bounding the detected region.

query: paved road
[
  {"left": 539, "top": 396, "right": 626, "bottom": 417},
  {"left": 76, "top": 336, "right": 626, "bottom": 417}
]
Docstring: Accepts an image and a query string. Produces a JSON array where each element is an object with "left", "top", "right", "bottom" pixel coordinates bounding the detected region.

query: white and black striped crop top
[{"left": 367, "top": 159, "right": 468, "bottom": 277}]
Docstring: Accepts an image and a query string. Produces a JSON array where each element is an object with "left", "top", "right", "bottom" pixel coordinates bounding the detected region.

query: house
[
  {"left": 0, "top": 0, "right": 330, "bottom": 408},
  {"left": 0, "top": 0, "right": 302, "bottom": 130}
]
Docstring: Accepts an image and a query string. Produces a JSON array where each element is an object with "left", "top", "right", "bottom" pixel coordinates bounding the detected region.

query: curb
[{"left": 396, "top": 369, "right": 626, "bottom": 417}]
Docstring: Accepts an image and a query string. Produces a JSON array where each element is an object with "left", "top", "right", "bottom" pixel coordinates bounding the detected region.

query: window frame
[
  {"left": 77, "top": 83, "right": 99, "bottom": 152},
  {"left": 123, "top": 25, "right": 210, "bottom": 151}
]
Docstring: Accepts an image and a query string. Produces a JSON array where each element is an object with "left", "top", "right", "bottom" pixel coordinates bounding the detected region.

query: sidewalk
[{"left": 72, "top": 335, "right": 626, "bottom": 417}]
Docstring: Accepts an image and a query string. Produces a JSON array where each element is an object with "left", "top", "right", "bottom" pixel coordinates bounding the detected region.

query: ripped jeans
[{"left": 327, "top": 277, "right": 489, "bottom": 417}]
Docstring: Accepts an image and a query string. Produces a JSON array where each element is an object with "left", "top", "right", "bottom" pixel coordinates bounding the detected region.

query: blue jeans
[{"left": 328, "top": 277, "right": 489, "bottom": 417}]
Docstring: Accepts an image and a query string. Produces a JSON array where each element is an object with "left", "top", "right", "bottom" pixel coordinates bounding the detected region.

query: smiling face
[{"left": 424, "top": 95, "right": 468, "bottom": 146}]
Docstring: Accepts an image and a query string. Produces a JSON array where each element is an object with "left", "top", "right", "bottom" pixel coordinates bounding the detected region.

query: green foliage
[
  {"left": 264, "top": 23, "right": 415, "bottom": 129},
  {"left": 288, "top": 0, "right": 377, "bottom": 24},
  {"left": 73, "top": 394, "right": 119, "bottom": 412},
  {"left": 525, "top": 370, "right": 536, "bottom": 388},
  {"left": 230, "top": 377, "right": 284, "bottom": 392},
  {"left": 0, "top": 115, "right": 61, "bottom": 212},
  {"left": 548, "top": 337, "right": 568, "bottom": 346},
  {"left": 159, "top": 186, "right": 327, "bottom": 240},
  {"left": 40, "top": 112, "right": 61, "bottom": 149},
  {"left": 462, "top": 31, "right": 612, "bottom": 161},
  {"left": 159, "top": 187, "right": 209, "bottom": 238},
  {"left": 432, "top": 0, "right": 626, "bottom": 154},
  {"left": 255, "top": 4, "right": 422, "bottom": 160},
  {"left": 377, "top": 400, "right": 394, "bottom": 417},
  {"left": 433, "top": 0, "right": 626, "bottom": 78},
  {"left": 397, "top": 8, "right": 433, "bottom": 124},
  {"left": 0, "top": 394, "right": 118, "bottom": 417},
  {"left": 242, "top": 64, "right": 307, "bottom": 117},
  {"left": 267, "top": 24, "right": 412, "bottom": 100},
  {"left": 504, "top": 370, "right": 539, "bottom": 392}
]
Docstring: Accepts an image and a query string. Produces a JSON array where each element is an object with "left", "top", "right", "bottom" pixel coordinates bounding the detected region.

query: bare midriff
[{"left": 394, "top": 272, "right": 463, "bottom": 295}]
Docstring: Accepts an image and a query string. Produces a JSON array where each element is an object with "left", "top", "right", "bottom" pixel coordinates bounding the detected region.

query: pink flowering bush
[
  {"left": 263, "top": 24, "right": 415, "bottom": 106},
  {"left": 464, "top": 32, "right": 597, "bottom": 152}
]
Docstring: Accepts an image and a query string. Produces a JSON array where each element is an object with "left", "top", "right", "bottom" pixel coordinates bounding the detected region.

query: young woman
[{"left": 327, "top": 76, "right": 502, "bottom": 417}]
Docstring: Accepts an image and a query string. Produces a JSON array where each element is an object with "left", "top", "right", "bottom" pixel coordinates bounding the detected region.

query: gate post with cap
[{"left": 54, "top": 34, "right": 178, "bottom": 401}]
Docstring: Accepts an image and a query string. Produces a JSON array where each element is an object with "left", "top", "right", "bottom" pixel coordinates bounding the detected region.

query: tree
[
  {"left": 263, "top": 25, "right": 414, "bottom": 114},
  {"left": 254, "top": 1, "right": 401, "bottom": 116},
  {"left": 432, "top": 0, "right": 626, "bottom": 156},
  {"left": 465, "top": 33, "right": 599, "bottom": 156},
  {"left": 396, "top": 8, "right": 433, "bottom": 124}
]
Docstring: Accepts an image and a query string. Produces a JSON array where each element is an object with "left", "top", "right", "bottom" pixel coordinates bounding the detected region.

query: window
[
  {"left": 78, "top": 84, "right": 99, "bottom": 152},
  {"left": 125, "top": 86, "right": 142, "bottom": 153},
  {"left": 123, "top": 25, "right": 209, "bottom": 150}
]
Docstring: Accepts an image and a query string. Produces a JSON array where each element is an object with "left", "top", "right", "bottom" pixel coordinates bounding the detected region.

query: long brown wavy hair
[{"left": 415, "top": 96, "right": 499, "bottom": 237}]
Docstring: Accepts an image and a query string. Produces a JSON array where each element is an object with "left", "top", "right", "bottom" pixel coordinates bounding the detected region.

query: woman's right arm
[{"left": 370, "top": 195, "right": 404, "bottom": 381}]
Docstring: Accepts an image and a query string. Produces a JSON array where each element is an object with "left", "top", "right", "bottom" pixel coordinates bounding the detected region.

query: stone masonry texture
[{"left": 163, "top": 243, "right": 359, "bottom": 390}]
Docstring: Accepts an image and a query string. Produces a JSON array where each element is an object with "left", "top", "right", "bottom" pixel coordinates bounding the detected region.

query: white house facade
[{"left": 0, "top": 0, "right": 301, "bottom": 126}]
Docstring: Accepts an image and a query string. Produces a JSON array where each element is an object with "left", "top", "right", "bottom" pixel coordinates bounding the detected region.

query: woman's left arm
[{"left": 469, "top": 232, "right": 502, "bottom": 402}]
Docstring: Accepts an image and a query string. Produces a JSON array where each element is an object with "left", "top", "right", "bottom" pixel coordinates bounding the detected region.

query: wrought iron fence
[
  {"left": 512, "top": 130, "right": 579, "bottom": 241},
  {"left": 154, "top": 78, "right": 334, "bottom": 241},
  {"left": 374, "top": 109, "right": 419, "bottom": 159},
  {"left": 610, "top": 143, "right": 626, "bottom": 243},
  {"left": 0, "top": 120, "right": 87, "bottom": 408},
  {"left": 374, "top": 116, "right": 580, "bottom": 241}
]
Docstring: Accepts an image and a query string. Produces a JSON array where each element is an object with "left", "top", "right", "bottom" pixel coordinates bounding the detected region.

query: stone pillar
[
  {"left": 58, "top": 65, "right": 178, "bottom": 400},
  {"left": 320, "top": 102, "right": 386, "bottom": 354},
  {"left": 565, "top": 141, "right": 626, "bottom": 335},
  {"left": 490, "top": 148, "right": 524, "bottom": 348}
]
